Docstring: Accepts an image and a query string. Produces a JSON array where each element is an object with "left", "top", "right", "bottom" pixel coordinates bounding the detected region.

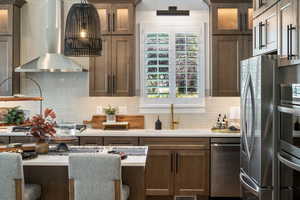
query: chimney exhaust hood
[{"left": 15, "top": 0, "right": 87, "bottom": 72}]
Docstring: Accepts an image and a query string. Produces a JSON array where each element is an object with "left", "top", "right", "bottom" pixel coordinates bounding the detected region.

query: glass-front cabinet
[
  {"left": 141, "top": 25, "right": 205, "bottom": 106},
  {"left": 0, "top": 5, "right": 12, "bottom": 35},
  {"left": 212, "top": 3, "right": 253, "bottom": 35}
]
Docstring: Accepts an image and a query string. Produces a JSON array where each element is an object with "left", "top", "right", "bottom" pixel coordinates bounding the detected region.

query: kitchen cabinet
[
  {"left": 253, "top": 0, "right": 277, "bottom": 18},
  {"left": 79, "top": 137, "right": 104, "bottom": 146},
  {"left": 103, "top": 137, "right": 139, "bottom": 146},
  {"left": 90, "top": 35, "right": 134, "bottom": 96},
  {"left": 212, "top": 35, "right": 252, "bottom": 96},
  {"left": 278, "top": 0, "right": 298, "bottom": 60},
  {"left": 10, "top": 136, "right": 36, "bottom": 144},
  {"left": 141, "top": 137, "right": 210, "bottom": 197},
  {"left": 0, "top": 136, "right": 9, "bottom": 145},
  {"left": 0, "top": 1, "right": 23, "bottom": 96},
  {"left": 253, "top": 4, "right": 277, "bottom": 56},
  {"left": 212, "top": 3, "right": 253, "bottom": 35},
  {"left": 95, "top": 3, "right": 134, "bottom": 35}
]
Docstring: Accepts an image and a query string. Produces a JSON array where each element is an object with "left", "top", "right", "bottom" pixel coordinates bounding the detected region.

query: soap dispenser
[{"left": 155, "top": 116, "right": 162, "bottom": 130}]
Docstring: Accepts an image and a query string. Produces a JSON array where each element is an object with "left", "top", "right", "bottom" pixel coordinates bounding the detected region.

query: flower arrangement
[
  {"left": 103, "top": 105, "right": 117, "bottom": 115},
  {"left": 28, "top": 108, "right": 57, "bottom": 142}
]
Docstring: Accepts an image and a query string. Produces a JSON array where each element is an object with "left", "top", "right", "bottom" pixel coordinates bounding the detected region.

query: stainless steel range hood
[{"left": 15, "top": 0, "right": 87, "bottom": 72}]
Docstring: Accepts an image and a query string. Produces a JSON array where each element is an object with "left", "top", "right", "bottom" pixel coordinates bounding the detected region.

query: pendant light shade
[{"left": 64, "top": 0, "right": 102, "bottom": 57}]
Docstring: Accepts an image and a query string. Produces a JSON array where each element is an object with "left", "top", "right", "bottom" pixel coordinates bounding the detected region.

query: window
[{"left": 140, "top": 25, "right": 205, "bottom": 113}]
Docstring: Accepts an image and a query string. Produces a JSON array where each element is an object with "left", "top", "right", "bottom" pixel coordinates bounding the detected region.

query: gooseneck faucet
[{"left": 170, "top": 104, "right": 179, "bottom": 130}]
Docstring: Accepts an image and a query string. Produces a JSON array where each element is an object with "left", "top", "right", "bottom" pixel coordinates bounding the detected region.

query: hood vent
[
  {"left": 157, "top": 6, "right": 190, "bottom": 16},
  {"left": 15, "top": 0, "right": 87, "bottom": 72}
]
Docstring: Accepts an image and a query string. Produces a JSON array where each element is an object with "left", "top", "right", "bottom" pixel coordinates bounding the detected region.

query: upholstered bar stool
[
  {"left": 0, "top": 152, "right": 41, "bottom": 200},
  {"left": 69, "top": 153, "right": 130, "bottom": 200}
]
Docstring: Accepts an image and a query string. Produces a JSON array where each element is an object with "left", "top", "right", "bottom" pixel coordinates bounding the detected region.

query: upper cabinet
[
  {"left": 0, "top": 5, "right": 12, "bottom": 35},
  {"left": 90, "top": 2, "right": 135, "bottom": 97},
  {"left": 212, "top": 3, "right": 253, "bottom": 35},
  {"left": 0, "top": 1, "right": 24, "bottom": 96},
  {"left": 253, "top": 4, "right": 277, "bottom": 56},
  {"left": 253, "top": 0, "right": 277, "bottom": 17},
  {"left": 278, "top": 0, "right": 298, "bottom": 61},
  {"left": 95, "top": 3, "right": 134, "bottom": 35}
]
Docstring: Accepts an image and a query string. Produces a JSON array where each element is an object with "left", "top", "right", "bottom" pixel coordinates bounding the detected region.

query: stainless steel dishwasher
[{"left": 210, "top": 137, "right": 241, "bottom": 197}]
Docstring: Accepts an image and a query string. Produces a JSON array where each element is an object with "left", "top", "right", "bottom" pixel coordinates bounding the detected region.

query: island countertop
[{"left": 0, "top": 128, "right": 240, "bottom": 137}]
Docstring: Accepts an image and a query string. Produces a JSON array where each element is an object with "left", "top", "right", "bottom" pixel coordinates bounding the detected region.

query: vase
[
  {"left": 106, "top": 114, "right": 116, "bottom": 122},
  {"left": 35, "top": 141, "right": 49, "bottom": 154}
]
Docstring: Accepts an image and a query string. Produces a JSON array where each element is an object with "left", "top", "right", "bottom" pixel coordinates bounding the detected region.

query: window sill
[{"left": 139, "top": 104, "right": 205, "bottom": 114}]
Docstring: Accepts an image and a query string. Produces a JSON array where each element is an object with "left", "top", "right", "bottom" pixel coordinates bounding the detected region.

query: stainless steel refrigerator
[{"left": 240, "top": 55, "right": 277, "bottom": 200}]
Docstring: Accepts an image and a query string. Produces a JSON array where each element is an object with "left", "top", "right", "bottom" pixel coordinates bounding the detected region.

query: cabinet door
[
  {"left": 103, "top": 137, "right": 139, "bottom": 146},
  {"left": 89, "top": 36, "right": 112, "bottom": 96},
  {"left": 145, "top": 149, "right": 174, "bottom": 196},
  {"left": 0, "top": 5, "right": 12, "bottom": 35},
  {"left": 212, "top": 36, "right": 244, "bottom": 96},
  {"left": 278, "top": 0, "right": 297, "bottom": 59},
  {"left": 174, "top": 150, "right": 209, "bottom": 196},
  {"left": 111, "top": 36, "right": 134, "bottom": 96},
  {"left": 0, "top": 36, "right": 12, "bottom": 96},
  {"left": 10, "top": 136, "right": 36, "bottom": 144},
  {"left": 253, "top": 0, "right": 277, "bottom": 17},
  {"left": 212, "top": 4, "right": 242, "bottom": 34},
  {"left": 242, "top": 36, "right": 253, "bottom": 60},
  {"left": 0, "top": 136, "right": 9, "bottom": 145},
  {"left": 253, "top": 5, "right": 277, "bottom": 56},
  {"left": 111, "top": 4, "right": 134, "bottom": 35},
  {"left": 95, "top": 4, "right": 112, "bottom": 35},
  {"left": 79, "top": 137, "right": 104, "bottom": 146}
]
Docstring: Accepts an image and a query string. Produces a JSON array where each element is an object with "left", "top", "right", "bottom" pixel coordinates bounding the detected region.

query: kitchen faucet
[{"left": 170, "top": 104, "right": 179, "bottom": 130}]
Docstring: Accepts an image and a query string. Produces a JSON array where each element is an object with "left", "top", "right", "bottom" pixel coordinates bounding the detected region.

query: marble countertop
[
  {"left": 0, "top": 128, "right": 240, "bottom": 137},
  {"left": 23, "top": 146, "right": 148, "bottom": 167}
]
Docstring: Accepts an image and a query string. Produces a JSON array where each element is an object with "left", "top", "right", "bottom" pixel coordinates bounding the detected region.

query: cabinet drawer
[
  {"left": 79, "top": 137, "right": 103, "bottom": 146},
  {"left": 140, "top": 137, "right": 210, "bottom": 150},
  {"left": 0, "top": 136, "right": 9, "bottom": 145},
  {"left": 103, "top": 137, "right": 139, "bottom": 146},
  {"left": 10, "top": 136, "right": 35, "bottom": 144}
]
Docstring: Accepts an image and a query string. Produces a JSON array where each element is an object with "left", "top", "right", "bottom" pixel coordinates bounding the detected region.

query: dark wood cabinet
[
  {"left": 95, "top": 3, "right": 134, "bottom": 35},
  {"left": 253, "top": 4, "right": 277, "bottom": 56},
  {"left": 90, "top": 2, "right": 135, "bottom": 97},
  {"left": 212, "top": 35, "right": 252, "bottom": 96},
  {"left": 10, "top": 136, "right": 35, "bottom": 144},
  {"left": 145, "top": 149, "right": 174, "bottom": 196},
  {"left": 212, "top": 3, "right": 253, "bottom": 35},
  {"left": 278, "top": 0, "right": 298, "bottom": 60},
  {"left": 90, "top": 35, "right": 134, "bottom": 96},
  {"left": 141, "top": 138, "right": 210, "bottom": 198},
  {"left": 0, "top": 136, "right": 9, "bottom": 145},
  {"left": 0, "top": 1, "right": 24, "bottom": 96},
  {"left": 103, "top": 137, "right": 138, "bottom": 146},
  {"left": 174, "top": 150, "right": 209, "bottom": 196},
  {"left": 79, "top": 137, "right": 104, "bottom": 146}
]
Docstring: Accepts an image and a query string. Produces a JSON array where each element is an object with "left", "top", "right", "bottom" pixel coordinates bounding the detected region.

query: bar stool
[
  {"left": 69, "top": 153, "right": 130, "bottom": 200},
  {"left": 0, "top": 152, "right": 41, "bottom": 200}
]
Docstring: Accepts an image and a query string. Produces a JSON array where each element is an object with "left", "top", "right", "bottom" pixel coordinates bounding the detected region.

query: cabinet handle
[
  {"left": 175, "top": 152, "right": 179, "bottom": 174},
  {"left": 107, "top": 13, "right": 111, "bottom": 32},
  {"left": 112, "top": 13, "right": 115, "bottom": 32},
  {"left": 289, "top": 24, "right": 296, "bottom": 59},
  {"left": 112, "top": 74, "right": 116, "bottom": 95},
  {"left": 171, "top": 152, "right": 174, "bottom": 173},
  {"left": 259, "top": 22, "right": 266, "bottom": 49},
  {"left": 287, "top": 25, "right": 290, "bottom": 59}
]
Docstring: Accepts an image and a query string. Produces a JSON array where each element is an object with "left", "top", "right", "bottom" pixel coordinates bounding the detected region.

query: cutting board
[{"left": 83, "top": 115, "right": 144, "bottom": 129}]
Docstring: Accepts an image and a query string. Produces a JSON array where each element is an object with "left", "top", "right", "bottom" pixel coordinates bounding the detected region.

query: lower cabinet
[
  {"left": 103, "top": 137, "right": 139, "bottom": 146},
  {"left": 141, "top": 138, "right": 210, "bottom": 198},
  {"left": 0, "top": 136, "right": 9, "bottom": 145},
  {"left": 79, "top": 137, "right": 104, "bottom": 146}
]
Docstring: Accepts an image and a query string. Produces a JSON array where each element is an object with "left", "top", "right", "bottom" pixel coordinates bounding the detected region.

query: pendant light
[{"left": 64, "top": 0, "right": 102, "bottom": 57}]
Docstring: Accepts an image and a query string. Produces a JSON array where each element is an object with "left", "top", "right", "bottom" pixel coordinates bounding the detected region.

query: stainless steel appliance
[
  {"left": 277, "top": 81, "right": 300, "bottom": 200},
  {"left": 240, "top": 55, "right": 276, "bottom": 200},
  {"left": 210, "top": 137, "right": 240, "bottom": 197}
]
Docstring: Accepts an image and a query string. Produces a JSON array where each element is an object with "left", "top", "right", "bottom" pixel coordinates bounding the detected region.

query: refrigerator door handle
[
  {"left": 278, "top": 153, "right": 300, "bottom": 172},
  {"left": 240, "top": 171, "right": 260, "bottom": 196}
]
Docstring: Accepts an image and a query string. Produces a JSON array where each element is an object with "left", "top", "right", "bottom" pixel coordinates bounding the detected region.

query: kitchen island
[{"left": 22, "top": 146, "right": 148, "bottom": 200}]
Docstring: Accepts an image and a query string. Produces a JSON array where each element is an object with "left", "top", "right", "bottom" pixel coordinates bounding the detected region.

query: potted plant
[
  {"left": 103, "top": 105, "right": 117, "bottom": 122},
  {"left": 28, "top": 108, "right": 56, "bottom": 154}
]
